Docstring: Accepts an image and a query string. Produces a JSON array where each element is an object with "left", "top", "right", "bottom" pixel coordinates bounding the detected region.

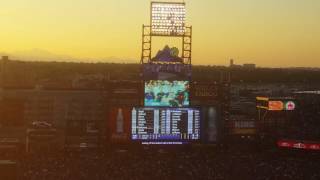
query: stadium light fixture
[{"left": 151, "top": 2, "right": 186, "bottom": 36}]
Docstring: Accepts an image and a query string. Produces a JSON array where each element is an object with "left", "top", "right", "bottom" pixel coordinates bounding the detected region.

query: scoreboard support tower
[
  {"left": 134, "top": 1, "right": 200, "bottom": 143},
  {"left": 141, "top": 25, "right": 192, "bottom": 65}
]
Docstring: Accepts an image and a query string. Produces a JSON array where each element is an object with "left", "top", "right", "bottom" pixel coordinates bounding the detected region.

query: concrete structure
[
  {"left": 243, "top": 64, "right": 256, "bottom": 69},
  {"left": 0, "top": 89, "right": 110, "bottom": 150}
]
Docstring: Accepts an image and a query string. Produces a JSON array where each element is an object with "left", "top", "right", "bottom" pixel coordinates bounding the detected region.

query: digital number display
[{"left": 131, "top": 107, "right": 200, "bottom": 141}]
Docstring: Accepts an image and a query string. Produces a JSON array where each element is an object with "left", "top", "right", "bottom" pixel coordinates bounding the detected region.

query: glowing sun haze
[{"left": 0, "top": 0, "right": 319, "bottom": 67}]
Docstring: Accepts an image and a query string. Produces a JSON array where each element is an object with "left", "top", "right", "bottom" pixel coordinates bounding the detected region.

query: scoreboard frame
[{"left": 131, "top": 106, "right": 202, "bottom": 144}]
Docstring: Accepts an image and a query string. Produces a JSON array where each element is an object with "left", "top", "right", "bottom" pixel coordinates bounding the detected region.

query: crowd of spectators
[
  {"left": 17, "top": 146, "right": 320, "bottom": 180},
  {"left": 296, "top": 94, "right": 320, "bottom": 140}
]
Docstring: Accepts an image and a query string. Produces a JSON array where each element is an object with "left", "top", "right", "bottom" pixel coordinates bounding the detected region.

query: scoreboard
[{"left": 131, "top": 107, "right": 200, "bottom": 141}]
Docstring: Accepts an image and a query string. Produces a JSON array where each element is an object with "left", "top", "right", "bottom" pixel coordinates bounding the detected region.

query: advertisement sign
[
  {"left": 285, "top": 101, "right": 296, "bottom": 111},
  {"left": 277, "top": 139, "right": 320, "bottom": 151},
  {"left": 201, "top": 107, "right": 218, "bottom": 143},
  {"left": 108, "top": 107, "right": 131, "bottom": 142},
  {"left": 268, "top": 101, "right": 284, "bottom": 111},
  {"left": 191, "top": 83, "right": 218, "bottom": 102},
  {"left": 143, "top": 63, "right": 191, "bottom": 80},
  {"left": 268, "top": 100, "right": 296, "bottom": 111},
  {"left": 229, "top": 120, "right": 257, "bottom": 135}
]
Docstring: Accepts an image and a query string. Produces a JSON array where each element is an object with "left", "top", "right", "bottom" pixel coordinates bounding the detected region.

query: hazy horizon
[{"left": 1, "top": 0, "right": 320, "bottom": 67}]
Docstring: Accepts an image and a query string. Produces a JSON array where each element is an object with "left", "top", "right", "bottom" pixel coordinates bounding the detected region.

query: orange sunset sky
[{"left": 0, "top": 0, "right": 319, "bottom": 67}]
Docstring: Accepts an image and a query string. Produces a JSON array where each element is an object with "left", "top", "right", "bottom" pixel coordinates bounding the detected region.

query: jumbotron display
[
  {"left": 144, "top": 80, "right": 189, "bottom": 107},
  {"left": 151, "top": 2, "right": 186, "bottom": 36},
  {"left": 131, "top": 107, "right": 200, "bottom": 141}
]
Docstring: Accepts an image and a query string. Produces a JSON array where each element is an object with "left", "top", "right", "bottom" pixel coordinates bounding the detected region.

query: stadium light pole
[{"left": 141, "top": 1, "right": 192, "bottom": 65}]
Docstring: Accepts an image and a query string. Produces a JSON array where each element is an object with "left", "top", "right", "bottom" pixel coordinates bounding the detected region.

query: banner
[
  {"left": 201, "top": 107, "right": 219, "bottom": 143},
  {"left": 277, "top": 139, "right": 320, "bottom": 151},
  {"left": 143, "top": 63, "right": 191, "bottom": 80}
]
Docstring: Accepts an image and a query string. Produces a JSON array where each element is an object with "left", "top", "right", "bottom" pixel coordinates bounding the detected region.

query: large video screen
[
  {"left": 131, "top": 107, "right": 200, "bottom": 141},
  {"left": 144, "top": 80, "right": 189, "bottom": 107}
]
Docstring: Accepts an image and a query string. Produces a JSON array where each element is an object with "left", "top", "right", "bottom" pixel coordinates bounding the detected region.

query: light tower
[{"left": 141, "top": 1, "right": 192, "bottom": 79}]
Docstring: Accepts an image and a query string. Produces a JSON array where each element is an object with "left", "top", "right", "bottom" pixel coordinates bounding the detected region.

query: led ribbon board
[{"left": 151, "top": 2, "right": 186, "bottom": 36}]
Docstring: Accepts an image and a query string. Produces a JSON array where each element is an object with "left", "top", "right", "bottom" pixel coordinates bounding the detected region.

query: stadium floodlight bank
[
  {"left": 141, "top": 1, "right": 192, "bottom": 65},
  {"left": 151, "top": 2, "right": 186, "bottom": 36}
]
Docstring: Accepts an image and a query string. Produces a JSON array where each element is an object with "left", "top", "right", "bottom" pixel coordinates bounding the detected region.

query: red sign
[
  {"left": 277, "top": 139, "right": 320, "bottom": 151},
  {"left": 268, "top": 101, "right": 284, "bottom": 111},
  {"left": 285, "top": 101, "right": 296, "bottom": 111}
]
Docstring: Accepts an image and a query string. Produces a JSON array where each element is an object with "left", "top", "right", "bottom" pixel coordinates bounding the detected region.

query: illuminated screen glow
[
  {"left": 268, "top": 100, "right": 296, "bottom": 111},
  {"left": 151, "top": 2, "right": 186, "bottom": 36},
  {"left": 131, "top": 107, "right": 200, "bottom": 141},
  {"left": 144, "top": 80, "right": 189, "bottom": 107},
  {"left": 285, "top": 101, "right": 296, "bottom": 111},
  {"left": 268, "top": 101, "right": 284, "bottom": 111}
]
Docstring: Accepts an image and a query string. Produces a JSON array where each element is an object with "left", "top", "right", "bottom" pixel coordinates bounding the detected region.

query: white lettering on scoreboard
[{"left": 132, "top": 107, "right": 200, "bottom": 141}]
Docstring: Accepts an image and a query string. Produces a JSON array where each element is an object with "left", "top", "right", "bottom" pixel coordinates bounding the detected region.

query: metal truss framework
[{"left": 141, "top": 25, "right": 192, "bottom": 65}]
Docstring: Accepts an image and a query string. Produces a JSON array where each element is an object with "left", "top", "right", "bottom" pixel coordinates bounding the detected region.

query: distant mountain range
[
  {"left": 0, "top": 49, "right": 136, "bottom": 63},
  {"left": 1, "top": 49, "right": 320, "bottom": 69}
]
